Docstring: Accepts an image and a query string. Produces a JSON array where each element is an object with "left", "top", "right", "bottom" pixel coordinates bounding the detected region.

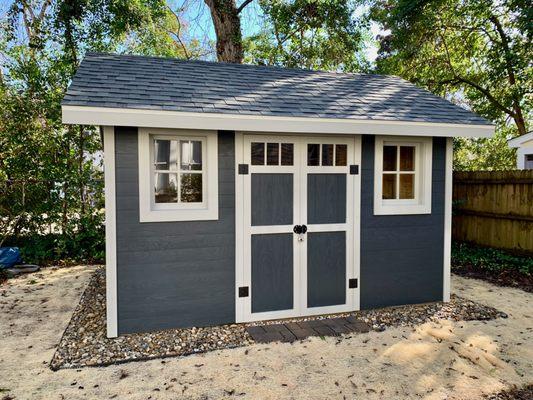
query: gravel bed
[{"left": 51, "top": 268, "right": 507, "bottom": 370}]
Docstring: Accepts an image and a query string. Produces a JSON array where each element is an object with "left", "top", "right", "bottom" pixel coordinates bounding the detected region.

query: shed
[
  {"left": 62, "top": 53, "right": 494, "bottom": 337},
  {"left": 508, "top": 132, "right": 533, "bottom": 169}
]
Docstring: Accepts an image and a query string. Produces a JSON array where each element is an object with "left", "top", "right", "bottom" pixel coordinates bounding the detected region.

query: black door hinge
[
  {"left": 350, "top": 165, "right": 359, "bottom": 175},
  {"left": 238, "top": 286, "right": 249, "bottom": 297},
  {"left": 238, "top": 164, "right": 249, "bottom": 175},
  {"left": 349, "top": 278, "right": 358, "bottom": 289}
]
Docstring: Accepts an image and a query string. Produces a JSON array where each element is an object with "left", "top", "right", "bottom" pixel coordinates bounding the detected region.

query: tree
[
  {"left": 243, "top": 0, "right": 369, "bottom": 71},
  {"left": 370, "top": 0, "right": 531, "bottom": 137},
  {"left": 0, "top": 0, "right": 198, "bottom": 260},
  {"left": 204, "top": 0, "right": 250, "bottom": 63}
]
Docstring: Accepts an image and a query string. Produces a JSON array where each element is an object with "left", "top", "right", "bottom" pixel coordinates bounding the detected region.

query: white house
[{"left": 508, "top": 132, "right": 533, "bottom": 169}]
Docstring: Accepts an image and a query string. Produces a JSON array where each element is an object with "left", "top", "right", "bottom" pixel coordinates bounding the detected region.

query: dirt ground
[{"left": 0, "top": 266, "right": 531, "bottom": 400}]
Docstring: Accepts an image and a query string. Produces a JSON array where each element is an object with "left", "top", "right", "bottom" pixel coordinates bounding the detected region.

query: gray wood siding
[
  {"left": 115, "top": 128, "right": 235, "bottom": 334},
  {"left": 360, "top": 135, "right": 445, "bottom": 309}
]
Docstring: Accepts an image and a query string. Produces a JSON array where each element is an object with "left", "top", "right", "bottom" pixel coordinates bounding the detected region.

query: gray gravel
[{"left": 51, "top": 267, "right": 507, "bottom": 370}]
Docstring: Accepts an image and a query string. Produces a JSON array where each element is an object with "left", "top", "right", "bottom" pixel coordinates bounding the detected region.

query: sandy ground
[{"left": 0, "top": 266, "right": 531, "bottom": 400}]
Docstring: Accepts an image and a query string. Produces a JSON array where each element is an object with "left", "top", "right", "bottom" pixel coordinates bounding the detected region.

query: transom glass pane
[
  {"left": 308, "top": 144, "right": 320, "bottom": 166},
  {"left": 399, "top": 174, "right": 414, "bottom": 199},
  {"left": 267, "top": 143, "right": 279, "bottom": 165},
  {"left": 180, "top": 140, "right": 202, "bottom": 171},
  {"left": 335, "top": 144, "right": 347, "bottom": 166},
  {"left": 154, "top": 173, "right": 178, "bottom": 203},
  {"left": 383, "top": 145, "right": 397, "bottom": 171},
  {"left": 281, "top": 143, "right": 294, "bottom": 165},
  {"left": 382, "top": 174, "right": 396, "bottom": 199},
  {"left": 400, "top": 146, "right": 415, "bottom": 171},
  {"left": 251, "top": 142, "right": 265, "bottom": 165},
  {"left": 322, "top": 144, "right": 334, "bottom": 166},
  {"left": 180, "top": 173, "right": 202, "bottom": 202}
]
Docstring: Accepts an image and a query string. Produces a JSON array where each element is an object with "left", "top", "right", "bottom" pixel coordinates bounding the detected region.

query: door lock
[{"left": 293, "top": 225, "right": 308, "bottom": 241}]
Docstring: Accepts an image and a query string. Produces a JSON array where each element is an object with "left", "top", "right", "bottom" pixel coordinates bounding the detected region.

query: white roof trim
[
  {"left": 508, "top": 132, "right": 533, "bottom": 147},
  {"left": 62, "top": 105, "right": 494, "bottom": 138}
]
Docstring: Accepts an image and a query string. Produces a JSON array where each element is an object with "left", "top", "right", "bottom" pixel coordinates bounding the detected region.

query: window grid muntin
[
  {"left": 151, "top": 135, "right": 206, "bottom": 205},
  {"left": 382, "top": 143, "right": 417, "bottom": 201}
]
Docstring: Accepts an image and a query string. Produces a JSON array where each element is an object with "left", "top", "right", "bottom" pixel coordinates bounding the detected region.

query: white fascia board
[
  {"left": 508, "top": 132, "right": 533, "bottom": 148},
  {"left": 62, "top": 105, "right": 495, "bottom": 138}
]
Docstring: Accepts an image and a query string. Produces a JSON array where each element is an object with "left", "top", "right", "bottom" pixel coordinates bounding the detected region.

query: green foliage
[
  {"left": 452, "top": 242, "right": 533, "bottom": 276},
  {"left": 0, "top": 0, "right": 198, "bottom": 264},
  {"left": 370, "top": 0, "right": 532, "bottom": 170},
  {"left": 244, "top": 0, "right": 370, "bottom": 72}
]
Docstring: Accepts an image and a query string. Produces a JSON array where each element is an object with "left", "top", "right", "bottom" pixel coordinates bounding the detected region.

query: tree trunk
[{"left": 204, "top": 0, "right": 243, "bottom": 63}]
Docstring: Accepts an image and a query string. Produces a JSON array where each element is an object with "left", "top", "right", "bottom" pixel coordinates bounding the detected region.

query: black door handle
[
  {"left": 293, "top": 225, "right": 302, "bottom": 234},
  {"left": 301, "top": 225, "right": 307, "bottom": 234}
]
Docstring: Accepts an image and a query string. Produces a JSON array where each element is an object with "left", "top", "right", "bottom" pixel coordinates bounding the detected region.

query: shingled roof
[{"left": 63, "top": 52, "right": 490, "bottom": 126}]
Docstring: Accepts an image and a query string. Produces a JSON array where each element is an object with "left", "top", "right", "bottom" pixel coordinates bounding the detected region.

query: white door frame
[{"left": 235, "top": 132, "right": 361, "bottom": 323}]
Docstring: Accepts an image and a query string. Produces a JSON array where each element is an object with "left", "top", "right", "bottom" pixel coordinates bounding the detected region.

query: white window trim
[
  {"left": 374, "top": 136, "right": 432, "bottom": 215},
  {"left": 138, "top": 128, "right": 218, "bottom": 222}
]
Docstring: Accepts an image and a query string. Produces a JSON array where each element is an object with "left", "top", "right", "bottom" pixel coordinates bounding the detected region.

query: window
[
  {"left": 525, "top": 154, "right": 533, "bottom": 169},
  {"left": 307, "top": 143, "right": 347, "bottom": 166},
  {"left": 251, "top": 142, "right": 294, "bottom": 166},
  {"left": 138, "top": 129, "right": 218, "bottom": 222},
  {"left": 374, "top": 136, "right": 432, "bottom": 215}
]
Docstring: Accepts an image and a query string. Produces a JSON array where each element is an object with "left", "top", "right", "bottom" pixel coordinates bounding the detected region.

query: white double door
[{"left": 237, "top": 134, "right": 360, "bottom": 322}]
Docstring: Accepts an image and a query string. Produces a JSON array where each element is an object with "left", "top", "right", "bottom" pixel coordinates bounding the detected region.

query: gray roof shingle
[{"left": 62, "top": 53, "right": 491, "bottom": 125}]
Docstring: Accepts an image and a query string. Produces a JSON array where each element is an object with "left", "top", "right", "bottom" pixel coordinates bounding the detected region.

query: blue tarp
[{"left": 0, "top": 247, "right": 23, "bottom": 269}]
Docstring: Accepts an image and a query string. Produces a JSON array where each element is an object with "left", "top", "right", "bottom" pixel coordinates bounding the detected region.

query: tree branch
[
  {"left": 237, "top": 0, "right": 254, "bottom": 14},
  {"left": 166, "top": 5, "right": 191, "bottom": 59}
]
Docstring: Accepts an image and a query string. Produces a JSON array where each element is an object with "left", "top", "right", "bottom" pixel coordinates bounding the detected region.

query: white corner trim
[
  {"left": 103, "top": 126, "right": 118, "bottom": 338},
  {"left": 373, "top": 136, "right": 433, "bottom": 215},
  {"left": 138, "top": 128, "right": 219, "bottom": 222},
  {"left": 443, "top": 137, "right": 453, "bottom": 302},
  {"left": 61, "top": 105, "right": 495, "bottom": 138}
]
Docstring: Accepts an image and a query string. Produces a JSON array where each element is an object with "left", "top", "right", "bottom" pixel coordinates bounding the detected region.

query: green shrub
[{"left": 452, "top": 242, "right": 533, "bottom": 275}]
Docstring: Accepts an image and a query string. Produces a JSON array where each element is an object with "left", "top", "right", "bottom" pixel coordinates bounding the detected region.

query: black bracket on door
[
  {"left": 349, "top": 278, "right": 358, "bottom": 289},
  {"left": 238, "top": 286, "right": 249, "bottom": 297},
  {"left": 350, "top": 165, "right": 359, "bottom": 175},
  {"left": 238, "top": 164, "right": 249, "bottom": 175}
]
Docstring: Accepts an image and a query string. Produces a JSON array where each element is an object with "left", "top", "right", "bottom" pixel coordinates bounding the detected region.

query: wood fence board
[{"left": 453, "top": 170, "right": 533, "bottom": 253}]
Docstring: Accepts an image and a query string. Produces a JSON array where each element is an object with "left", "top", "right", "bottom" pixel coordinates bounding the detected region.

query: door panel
[
  {"left": 307, "top": 232, "right": 346, "bottom": 307},
  {"left": 307, "top": 174, "right": 347, "bottom": 224},
  {"left": 251, "top": 174, "right": 293, "bottom": 226},
  {"left": 251, "top": 233, "right": 294, "bottom": 313}
]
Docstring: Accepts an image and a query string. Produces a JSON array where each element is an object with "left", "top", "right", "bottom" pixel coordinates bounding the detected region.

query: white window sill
[
  {"left": 374, "top": 202, "right": 431, "bottom": 216},
  {"left": 139, "top": 207, "right": 219, "bottom": 223}
]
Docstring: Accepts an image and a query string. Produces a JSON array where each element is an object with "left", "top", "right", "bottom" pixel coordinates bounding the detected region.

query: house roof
[
  {"left": 63, "top": 53, "right": 491, "bottom": 127},
  {"left": 508, "top": 132, "right": 533, "bottom": 147}
]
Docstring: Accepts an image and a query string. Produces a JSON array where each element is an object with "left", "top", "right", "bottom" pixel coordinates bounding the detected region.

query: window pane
[
  {"left": 180, "top": 140, "right": 202, "bottom": 171},
  {"left": 180, "top": 173, "right": 202, "bottom": 203},
  {"left": 267, "top": 143, "right": 279, "bottom": 165},
  {"left": 399, "top": 174, "right": 415, "bottom": 199},
  {"left": 308, "top": 144, "right": 320, "bottom": 166},
  {"left": 382, "top": 174, "right": 396, "bottom": 199},
  {"left": 322, "top": 144, "right": 334, "bottom": 166},
  {"left": 400, "top": 146, "right": 415, "bottom": 171},
  {"left": 154, "top": 173, "right": 178, "bottom": 203},
  {"left": 383, "top": 145, "right": 397, "bottom": 171},
  {"left": 154, "top": 139, "right": 173, "bottom": 170},
  {"left": 335, "top": 144, "right": 347, "bottom": 166},
  {"left": 281, "top": 143, "right": 294, "bottom": 165},
  {"left": 251, "top": 142, "right": 265, "bottom": 165}
]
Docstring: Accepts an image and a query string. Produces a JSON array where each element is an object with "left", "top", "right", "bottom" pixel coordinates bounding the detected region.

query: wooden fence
[{"left": 452, "top": 170, "right": 533, "bottom": 254}]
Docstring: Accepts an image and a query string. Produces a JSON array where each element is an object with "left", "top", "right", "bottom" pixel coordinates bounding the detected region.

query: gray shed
[{"left": 62, "top": 53, "right": 494, "bottom": 337}]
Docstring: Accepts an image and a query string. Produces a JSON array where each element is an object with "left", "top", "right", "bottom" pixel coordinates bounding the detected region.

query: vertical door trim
[
  {"left": 235, "top": 132, "right": 246, "bottom": 322},
  {"left": 103, "top": 126, "right": 118, "bottom": 338}
]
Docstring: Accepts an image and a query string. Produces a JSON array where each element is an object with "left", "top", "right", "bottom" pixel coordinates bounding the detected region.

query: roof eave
[{"left": 62, "top": 105, "right": 495, "bottom": 138}]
